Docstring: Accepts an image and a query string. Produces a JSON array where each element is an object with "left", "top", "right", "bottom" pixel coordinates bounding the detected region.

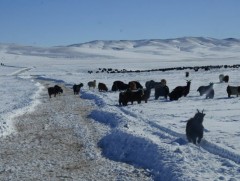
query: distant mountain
[
  {"left": 67, "top": 37, "right": 240, "bottom": 50},
  {"left": 1, "top": 37, "right": 240, "bottom": 59}
]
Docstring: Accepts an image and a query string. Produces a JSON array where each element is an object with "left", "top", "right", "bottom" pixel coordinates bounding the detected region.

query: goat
[
  {"left": 219, "top": 74, "right": 224, "bottom": 83},
  {"left": 223, "top": 75, "right": 229, "bottom": 83},
  {"left": 48, "top": 85, "right": 63, "bottom": 98},
  {"left": 112, "top": 81, "right": 129, "bottom": 91},
  {"left": 145, "top": 80, "right": 159, "bottom": 90},
  {"left": 73, "top": 83, "right": 84, "bottom": 95},
  {"left": 219, "top": 74, "right": 229, "bottom": 83},
  {"left": 145, "top": 79, "right": 166, "bottom": 89},
  {"left": 128, "top": 81, "right": 137, "bottom": 90},
  {"left": 227, "top": 85, "right": 240, "bottom": 97},
  {"left": 98, "top": 82, "right": 108, "bottom": 92},
  {"left": 119, "top": 89, "right": 144, "bottom": 106},
  {"left": 186, "top": 109, "right": 206, "bottom": 144},
  {"left": 206, "top": 89, "right": 214, "bottom": 99},
  {"left": 88, "top": 80, "right": 96, "bottom": 89},
  {"left": 142, "top": 89, "right": 151, "bottom": 103},
  {"left": 197, "top": 83, "right": 214, "bottom": 96},
  {"left": 169, "top": 80, "right": 191, "bottom": 101},
  {"left": 154, "top": 83, "right": 169, "bottom": 100}
]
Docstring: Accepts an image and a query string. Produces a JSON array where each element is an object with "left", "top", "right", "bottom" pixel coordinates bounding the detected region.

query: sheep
[
  {"left": 73, "top": 83, "right": 84, "bottom": 95},
  {"left": 227, "top": 85, "right": 240, "bottom": 97},
  {"left": 169, "top": 80, "right": 191, "bottom": 101},
  {"left": 197, "top": 83, "right": 214, "bottom": 96},
  {"left": 98, "top": 82, "right": 108, "bottom": 92},
  {"left": 186, "top": 109, "right": 206, "bottom": 144},
  {"left": 48, "top": 85, "right": 63, "bottom": 98},
  {"left": 119, "top": 89, "right": 144, "bottom": 106},
  {"left": 88, "top": 80, "right": 96, "bottom": 89}
]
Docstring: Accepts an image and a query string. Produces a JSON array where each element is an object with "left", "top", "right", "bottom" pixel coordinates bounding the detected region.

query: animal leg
[
  {"left": 186, "top": 135, "right": 192, "bottom": 143},
  {"left": 197, "top": 137, "right": 202, "bottom": 144},
  {"left": 192, "top": 137, "right": 197, "bottom": 144}
]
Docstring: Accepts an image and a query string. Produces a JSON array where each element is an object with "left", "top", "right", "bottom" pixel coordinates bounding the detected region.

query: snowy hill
[{"left": 1, "top": 37, "right": 240, "bottom": 59}]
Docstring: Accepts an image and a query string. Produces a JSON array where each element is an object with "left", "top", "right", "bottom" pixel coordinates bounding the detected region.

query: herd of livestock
[
  {"left": 47, "top": 73, "right": 240, "bottom": 105},
  {"left": 46, "top": 72, "right": 240, "bottom": 145}
]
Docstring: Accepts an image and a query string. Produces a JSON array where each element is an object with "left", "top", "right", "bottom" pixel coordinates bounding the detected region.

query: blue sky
[{"left": 0, "top": 0, "right": 240, "bottom": 46}]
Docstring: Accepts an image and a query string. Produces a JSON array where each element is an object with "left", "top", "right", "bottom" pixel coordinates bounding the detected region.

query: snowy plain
[{"left": 0, "top": 37, "right": 240, "bottom": 180}]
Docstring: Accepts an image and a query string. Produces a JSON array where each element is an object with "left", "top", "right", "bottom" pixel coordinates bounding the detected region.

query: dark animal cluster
[
  {"left": 119, "top": 89, "right": 145, "bottom": 106},
  {"left": 88, "top": 64, "right": 240, "bottom": 74},
  {"left": 112, "top": 81, "right": 143, "bottom": 91}
]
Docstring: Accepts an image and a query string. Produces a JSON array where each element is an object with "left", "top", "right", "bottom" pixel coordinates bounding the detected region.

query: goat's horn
[{"left": 202, "top": 109, "right": 205, "bottom": 113}]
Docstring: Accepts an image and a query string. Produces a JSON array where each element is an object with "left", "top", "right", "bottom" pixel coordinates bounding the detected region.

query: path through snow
[{"left": 0, "top": 81, "right": 151, "bottom": 181}]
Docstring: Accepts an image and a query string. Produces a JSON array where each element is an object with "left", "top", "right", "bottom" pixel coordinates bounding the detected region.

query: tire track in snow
[
  {"left": 8, "top": 67, "right": 33, "bottom": 76},
  {"left": 82, "top": 90, "right": 240, "bottom": 165},
  {"left": 119, "top": 106, "right": 240, "bottom": 164}
]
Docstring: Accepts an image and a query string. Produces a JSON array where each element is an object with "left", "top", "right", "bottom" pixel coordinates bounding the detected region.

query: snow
[{"left": 0, "top": 37, "right": 240, "bottom": 180}]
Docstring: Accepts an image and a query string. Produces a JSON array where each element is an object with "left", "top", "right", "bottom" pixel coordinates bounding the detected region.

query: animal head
[
  {"left": 186, "top": 80, "right": 191, "bottom": 84},
  {"left": 209, "top": 82, "right": 214, "bottom": 87},
  {"left": 161, "top": 79, "right": 167, "bottom": 86},
  {"left": 194, "top": 109, "right": 205, "bottom": 123}
]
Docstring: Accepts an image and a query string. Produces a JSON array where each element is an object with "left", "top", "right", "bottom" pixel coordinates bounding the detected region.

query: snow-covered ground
[{"left": 1, "top": 37, "right": 240, "bottom": 180}]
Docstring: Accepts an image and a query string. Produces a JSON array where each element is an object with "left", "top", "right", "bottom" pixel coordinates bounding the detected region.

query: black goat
[
  {"left": 142, "top": 89, "right": 151, "bottom": 103},
  {"left": 119, "top": 89, "right": 144, "bottom": 106},
  {"left": 73, "top": 83, "right": 84, "bottom": 95},
  {"left": 186, "top": 109, "right": 206, "bottom": 144},
  {"left": 227, "top": 85, "right": 240, "bottom": 97},
  {"left": 169, "top": 80, "right": 191, "bottom": 101},
  {"left": 154, "top": 83, "right": 169, "bottom": 100},
  {"left": 48, "top": 85, "right": 63, "bottom": 98},
  {"left": 145, "top": 80, "right": 158, "bottom": 90},
  {"left": 98, "top": 82, "right": 108, "bottom": 92},
  {"left": 112, "top": 81, "right": 129, "bottom": 91},
  {"left": 223, "top": 75, "right": 229, "bottom": 83}
]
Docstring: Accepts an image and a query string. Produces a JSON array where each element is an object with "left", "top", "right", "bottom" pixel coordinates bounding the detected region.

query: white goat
[
  {"left": 88, "top": 80, "right": 96, "bottom": 89},
  {"left": 219, "top": 74, "right": 224, "bottom": 83}
]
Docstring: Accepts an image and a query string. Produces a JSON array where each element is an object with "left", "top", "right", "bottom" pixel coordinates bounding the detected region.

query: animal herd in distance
[{"left": 46, "top": 72, "right": 239, "bottom": 145}]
